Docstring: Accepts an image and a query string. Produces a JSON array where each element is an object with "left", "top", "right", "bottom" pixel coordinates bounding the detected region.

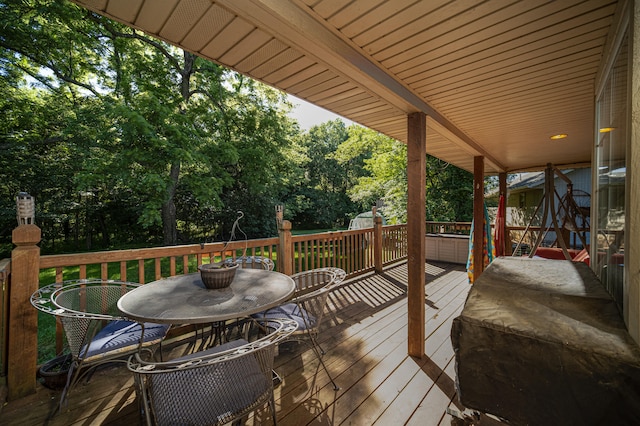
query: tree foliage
[
  {"left": 0, "top": 0, "right": 296, "bottom": 253},
  {"left": 282, "top": 120, "right": 357, "bottom": 229},
  {"left": 333, "top": 126, "right": 473, "bottom": 223},
  {"left": 0, "top": 0, "right": 474, "bottom": 258}
]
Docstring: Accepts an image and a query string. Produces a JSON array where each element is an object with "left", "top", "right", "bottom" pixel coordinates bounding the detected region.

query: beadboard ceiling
[{"left": 70, "top": 0, "right": 623, "bottom": 174}]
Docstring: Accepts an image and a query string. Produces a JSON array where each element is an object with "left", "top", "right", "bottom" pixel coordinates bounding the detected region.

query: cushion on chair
[
  {"left": 82, "top": 320, "right": 170, "bottom": 360},
  {"left": 252, "top": 303, "right": 316, "bottom": 330}
]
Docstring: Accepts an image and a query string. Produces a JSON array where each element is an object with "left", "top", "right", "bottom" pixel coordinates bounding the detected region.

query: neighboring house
[{"left": 490, "top": 167, "right": 592, "bottom": 252}]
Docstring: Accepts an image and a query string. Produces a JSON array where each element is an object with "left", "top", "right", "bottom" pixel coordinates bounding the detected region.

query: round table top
[{"left": 117, "top": 268, "right": 295, "bottom": 324}]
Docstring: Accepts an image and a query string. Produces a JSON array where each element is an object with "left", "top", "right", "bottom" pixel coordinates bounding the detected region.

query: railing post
[
  {"left": 8, "top": 223, "right": 41, "bottom": 400},
  {"left": 278, "top": 220, "right": 293, "bottom": 275},
  {"left": 374, "top": 215, "right": 383, "bottom": 273}
]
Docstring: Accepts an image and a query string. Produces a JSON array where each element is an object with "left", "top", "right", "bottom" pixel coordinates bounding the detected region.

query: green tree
[
  {"left": 287, "top": 120, "right": 358, "bottom": 229},
  {"left": 334, "top": 127, "right": 473, "bottom": 224},
  {"left": 425, "top": 158, "right": 473, "bottom": 222},
  {"left": 0, "top": 0, "right": 298, "bottom": 252},
  {"left": 333, "top": 126, "right": 407, "bottom": 223}
]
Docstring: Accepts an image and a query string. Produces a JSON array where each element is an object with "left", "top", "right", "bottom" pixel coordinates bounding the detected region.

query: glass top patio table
[{"left": 117, "top": 269, "right": 295, "bottom": 324}]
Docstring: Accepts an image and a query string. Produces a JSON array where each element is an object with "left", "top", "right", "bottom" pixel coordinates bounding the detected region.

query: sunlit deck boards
[{"left": 0, "top": 261, "right": 477, "bottom": 426}]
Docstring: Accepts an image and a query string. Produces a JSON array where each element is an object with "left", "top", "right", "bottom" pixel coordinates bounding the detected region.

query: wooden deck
[{"left": 0, "top": 261, "right": 497, "bottom": 426}]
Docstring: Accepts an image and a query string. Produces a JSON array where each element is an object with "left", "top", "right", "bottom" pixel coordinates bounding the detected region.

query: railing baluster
[
  {"left": 154, "top": 258, "right": 161, "bottom": 280},
  {"left": 169, "top": 257, "right": 176, "bottom": 276},
  {"left": 138, "top": 259, "right": 145, "bottom": 284},
  {"left": 120, "top": 261, "right": 127, "bottom": 281}
]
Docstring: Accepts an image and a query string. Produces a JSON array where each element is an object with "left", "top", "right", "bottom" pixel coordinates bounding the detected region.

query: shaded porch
[{"left": 0, "top": 261, "right": 498, "bottom": 426}]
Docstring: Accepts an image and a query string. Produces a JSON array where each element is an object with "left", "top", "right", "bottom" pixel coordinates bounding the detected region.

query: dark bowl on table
[{"left": 198, "top": 262, "right": 239, "bottom": 289}]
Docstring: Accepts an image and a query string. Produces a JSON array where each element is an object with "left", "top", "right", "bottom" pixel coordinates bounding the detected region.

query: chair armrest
[
  {"left": 290, "top": 285, "right": 331, "bottom": 304},
  {"left": 128, "top": 318, "right": 298, "bottom": 372},
  {"left": 31, "top": 280, "right": 140, "bottom": 320}
]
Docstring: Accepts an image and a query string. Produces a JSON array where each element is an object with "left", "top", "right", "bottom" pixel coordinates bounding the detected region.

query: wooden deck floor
[{"left": 0, "top": 261, "right": 495, "bottom": 426}]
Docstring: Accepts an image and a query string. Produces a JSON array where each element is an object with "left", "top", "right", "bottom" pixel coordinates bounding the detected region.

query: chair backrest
[
  {"left": 128, "top": 318, "right": 297, "bottom": 426},
  {"left": 226, "top": 255, "right": 275, "bottom": 271},
  {"left": 317, "top": 267, "right": 346, "bottom": 287},
  {"left": 287, "top": 269, "right": 337, "bottom": 334},
  {"left": 32, "top": 280, "right": 138, "bottom": 357},
  {"left": 291, "top": 269, "right": 336, "bottom": 298}
]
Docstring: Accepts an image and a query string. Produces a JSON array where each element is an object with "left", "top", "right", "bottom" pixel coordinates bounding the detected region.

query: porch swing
[{"left": 512, "top": 163, "right": 590, "bottom": 262}]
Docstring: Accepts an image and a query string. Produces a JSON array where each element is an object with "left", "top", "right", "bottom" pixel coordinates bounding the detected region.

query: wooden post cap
[{"left": 12, "top": 224, "right": 41, "bottom": 246}]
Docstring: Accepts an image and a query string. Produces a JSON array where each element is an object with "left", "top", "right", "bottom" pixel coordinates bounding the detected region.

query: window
[{"left": 593, "top": 32, "right": 629, "bottom": 312}]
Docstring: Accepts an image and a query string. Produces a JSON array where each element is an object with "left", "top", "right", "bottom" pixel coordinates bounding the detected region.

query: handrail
[
  {"left": 426, "top": 221, "right": 471, "bottom": 234},
  {"left": 291, "top": 228, "right": 375, "bottom": 276},
  {"left": 39, "top": 238, "right": 278, "bottom": 284}
]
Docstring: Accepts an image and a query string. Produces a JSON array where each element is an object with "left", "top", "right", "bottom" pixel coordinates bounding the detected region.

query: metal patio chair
[
  {"left": 225, "top": 255, "right": 275, "bottom": 271},
  {"left": 321, "top": 266, "right": 347, "bottom": 287},
  {"left": 253, "top": 268, "right": 343, "bottom": 390},
  {"left": 128, "top": 318, "right": 297, "bottom": 426},
  {"left": 196, "top": 256, "right": 276, "bottom": 348},
  {"left": 31, "top": 280, "right": 170, "bottom": 409}
]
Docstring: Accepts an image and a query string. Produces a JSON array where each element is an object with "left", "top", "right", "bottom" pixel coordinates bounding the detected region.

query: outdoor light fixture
[
  {"left": 16, "top": 192, "right": 35, "bottom": 225},
  {"left": 550, "top": 134, "right": 568, "bottom": 140},
  {"left": 599, "top": 127, "right": 615, "bottom": 133}
]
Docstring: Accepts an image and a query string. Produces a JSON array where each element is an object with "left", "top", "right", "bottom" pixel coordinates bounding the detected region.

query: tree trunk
[
  {"left": 161, "top": 51, "right": 194, "bottom": 246},
  {"left": 162, "top": 161, "right": 180, "bottom": 245}
]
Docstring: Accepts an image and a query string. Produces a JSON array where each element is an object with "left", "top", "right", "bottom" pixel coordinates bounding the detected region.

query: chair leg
[
  {"left": 57, "top": 360, "right": 83, "bottom": 413},
  {"left": 270, "top": 392, "right": 278, "bottom": 426},
  {"left": 307, "top": 338, "right": 339, "bottom": 391}
]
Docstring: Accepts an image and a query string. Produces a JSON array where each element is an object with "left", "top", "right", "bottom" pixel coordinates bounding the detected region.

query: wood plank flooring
[{"left": 0, "top": 261, "right": 495, "bottom": 426}]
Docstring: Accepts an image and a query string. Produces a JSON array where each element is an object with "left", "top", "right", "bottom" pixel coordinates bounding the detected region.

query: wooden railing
[
  {"left": 425, "top": 221, "right": 569, "bottom": 256},
  {"left": 2, "top": 219, "right": 408, "bottom": 398},
  {"left": 1, "top": 217, "right": 580, "bottom": 399},
  {"left": 292, "top": 228, "right": 374, "bottom": 275},
  {"left": 381, "top": 224, "right": 408, "bottom": 265},
  {"left": 426, "top": 221, "right": 472, "bottom": 234},
  {"left": 38, "top": 238, "right": 279, "bottom": 284}
]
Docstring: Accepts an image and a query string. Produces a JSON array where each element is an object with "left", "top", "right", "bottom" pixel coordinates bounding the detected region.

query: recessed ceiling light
[
  {"left": 550, "top": 134, "right": 568, "bottom": 140},
  {"left": 599, "top": 127, "right": 615, "bottom": 133}
]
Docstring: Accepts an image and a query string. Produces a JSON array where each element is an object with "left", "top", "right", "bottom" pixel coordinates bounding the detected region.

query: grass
[{"left": 36, "top": 250, "right": 255, "bottom": 363}]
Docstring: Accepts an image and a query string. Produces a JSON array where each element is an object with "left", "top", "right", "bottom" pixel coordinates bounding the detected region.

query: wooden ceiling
[{"left": 70, "top": 0, "right": 622, "bottom": 174}]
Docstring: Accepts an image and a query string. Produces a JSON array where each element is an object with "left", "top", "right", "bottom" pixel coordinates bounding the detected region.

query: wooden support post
[
  {"left": 473, "top": 156, "right": 485, "bottom": 281},
  {"left": 407, "top": 112, "right": 426, "bottom": 357},
  {"left": 499, "top": 172, "right": 508, "bottom": 256},
  {"left": 373, "top": 211, "right": 383, "bottom": 274},
  {"left": 628, "top": 0, "right": 640, "bottom": 343},
  {"left": 8, "top": 223, "right": 41, "bottom": 400},
  {"left": 278, "top": 220, "right": 293, "bottom": 276}
]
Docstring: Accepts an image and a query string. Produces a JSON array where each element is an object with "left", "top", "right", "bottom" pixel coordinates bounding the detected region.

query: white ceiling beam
[{"left": 215, "top": 0, "right": 506, "bottom": 172}]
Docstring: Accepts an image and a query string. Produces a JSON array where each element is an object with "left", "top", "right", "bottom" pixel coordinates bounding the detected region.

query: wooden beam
[
  {"left": 627, "top": 0, "right": 640, "bottom": 343},
  {"left": 472, "top": 156, "right": 485, "bottom": 282},
  {"left": 407, "top": 112, "right": 426, "bottom": 357},
  {"left": 498, "top": 172, "right": 508, "bottom": 256}
]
